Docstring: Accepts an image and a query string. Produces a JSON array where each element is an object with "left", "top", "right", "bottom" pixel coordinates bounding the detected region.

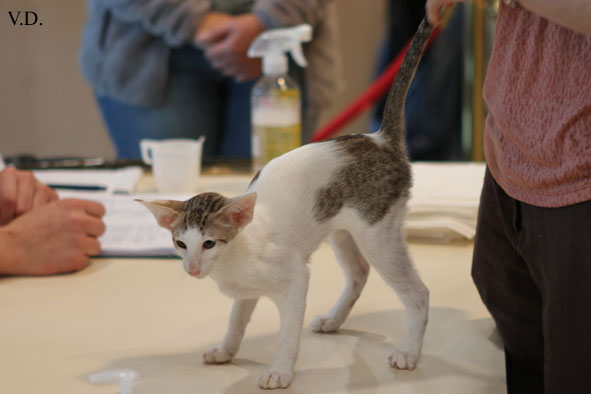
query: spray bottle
[{"left": 247, "top": 24, "right": 312, "bottom": 171}]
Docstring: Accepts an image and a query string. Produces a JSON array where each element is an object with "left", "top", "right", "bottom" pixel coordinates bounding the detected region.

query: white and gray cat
[{"left": 139, "top": 18, "right": 433, "bottom": 389}]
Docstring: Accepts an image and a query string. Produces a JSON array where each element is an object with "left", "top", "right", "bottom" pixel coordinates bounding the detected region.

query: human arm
[
  {"left": 196, "top": 14, "right": 264, "bottom": 81},
  {"left": 197, "top": 0, "right": 332, "bottom": 82},
  {"left": 252, "top": 0, "right": 333, "bottom": 29},
  {"left": 101, "top": 0, "right": 211, "bottom": 46},
  {"left": 0, "top": 167, "right": 58, "bottom": 225},
  {"left": 426, "top": 0, "right": 591, "bottom": 36},
  {"left": 0, "top": 199, "right": 106, "bottom": 276}
]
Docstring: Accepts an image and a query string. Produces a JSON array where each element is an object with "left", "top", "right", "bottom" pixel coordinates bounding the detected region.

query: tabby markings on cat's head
[{"left": 181, "top": 192, "right": 229, "bottom": 232}]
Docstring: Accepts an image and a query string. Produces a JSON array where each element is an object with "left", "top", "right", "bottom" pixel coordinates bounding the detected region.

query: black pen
[{"left": 48, "top": 184, "right": 107, "bottom": 191}]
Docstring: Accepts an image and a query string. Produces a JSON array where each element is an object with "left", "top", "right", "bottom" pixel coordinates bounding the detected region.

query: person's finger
[
  {"left": 33, "top": 185, "right": 58, "bottom": 208},
  {"left": 206, "top": 50, "right": 241, "bottom": 74},
  {"left": 85, "top": 216, "right": 106, "bottom": 237},
  {"left": 68, "top": 254, "right": 91, "bottom": 272},
  {"left": 84, "top": 236, "right": 102, "bottom": 256},
  {"left": 208, "top": 55, "right": 234, "bottom": 71},
  {"left": 0, "top": 167, "right": 18, "bottom": 224},
  {"left": 82, "top": 200, "right": 106, "bottom": 218},
  {"left": 198, "top": 22, "right": 231, "bottom": 44},
  {"left": 219, "top": 64, "right": 241, "bottom": 78},
  {"left": 426, "top": 0, "right": 443, "bottom": 25},
  {"left": 205, "top": 41, "right": 231, "bottom": 63},
  {"left": 62, "top": 198, "right": 106, "bottom": 218},
  {"left": 47, "top": 185, "right": 58, "bottom": 200},
  {"left": 15, "top": 171, "right": 36, "bottom": 216}
]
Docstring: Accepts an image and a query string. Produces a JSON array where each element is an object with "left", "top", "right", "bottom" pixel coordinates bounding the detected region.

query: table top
[{"left": 0, "top": 238, "right": 505, "bottom": 394}]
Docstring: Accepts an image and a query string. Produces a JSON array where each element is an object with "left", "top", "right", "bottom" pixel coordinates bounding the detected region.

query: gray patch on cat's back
[
  {"left": 182, "top": 192, "right": 229, "bottom": 231},
  {"left": 314, "top": 134, "right": 411, "bottom": 225}
]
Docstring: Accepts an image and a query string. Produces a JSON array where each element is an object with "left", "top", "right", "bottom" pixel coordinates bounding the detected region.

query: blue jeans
[{"left": 97, "top": 45, "right": 308, "bottom": 160}]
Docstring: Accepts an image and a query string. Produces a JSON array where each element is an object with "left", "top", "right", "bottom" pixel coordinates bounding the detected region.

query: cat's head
[{"left": 137, "top": 192, "right": 256, "bottom": 278}]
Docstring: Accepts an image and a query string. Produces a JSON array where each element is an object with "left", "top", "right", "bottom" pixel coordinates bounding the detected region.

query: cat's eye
[
  {"left": 202, "top": 240, "right": 216, "bottom": 249},
  {"left": 175, "top": 240, "right": 187, "bottom": 249}
]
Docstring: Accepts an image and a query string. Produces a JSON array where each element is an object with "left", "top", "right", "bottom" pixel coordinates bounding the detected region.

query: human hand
[
  {"left": 0, "top": 167, "right": 58, "bottom": 225},
  {"left": 196, "top": 12, "right": 233, "bottom": 40},
  {"left": 197, "top": 14, "right": 264, "bottom": 82},
  {"left": 426, "top": 0, "right": 473, "bottom": 25},
  {"left": 0, "top": 198, "right": 106, "bottom": 276}
]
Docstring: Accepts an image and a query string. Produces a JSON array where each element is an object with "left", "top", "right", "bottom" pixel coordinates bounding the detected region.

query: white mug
[{"left": 140, "top": 137, "right": 205, "bottom": 194}]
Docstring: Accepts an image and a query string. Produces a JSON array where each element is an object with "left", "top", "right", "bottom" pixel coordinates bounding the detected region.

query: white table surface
[
  {"left": 0, "top": 171, "right": 504, "bottom": 394},
  {"left": 0, "top": 240, "right": 504, "bottom": 394}
]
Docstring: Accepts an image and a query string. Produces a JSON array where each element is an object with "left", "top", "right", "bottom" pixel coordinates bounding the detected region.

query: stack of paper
[
  {"left": 58, "top": 191, "right": 187, "bottom": 257},
  {"left": 34, "top": 167, "right": 143, "bottom": 194},
  {"left": 406, "top": 162, "right": 486, "bottom": 242}
]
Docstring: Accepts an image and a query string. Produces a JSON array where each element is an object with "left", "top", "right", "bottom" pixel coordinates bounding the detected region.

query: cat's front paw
[
  {"left": 310, "top": 315, "right": 341, "bottom": 333},
  {"left": 202, "top": 345, "right": 234, "bottom": 364},
  {"left": 258, "top": 370, "right": 293, "bottom": 389},
  {"left": 388, "top": 348, "right": 419, "bottom": 370}
]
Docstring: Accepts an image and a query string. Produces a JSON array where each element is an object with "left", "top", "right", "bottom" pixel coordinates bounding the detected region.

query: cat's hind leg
[
  {"left": 354, "top": 221, "right": 429, "bottom": 370},
  {"left": 203, "top": 297, "right": 259, "bottom": 364},
  {"left": 311, "top": 230, "right": 370, "bottom": 333}
]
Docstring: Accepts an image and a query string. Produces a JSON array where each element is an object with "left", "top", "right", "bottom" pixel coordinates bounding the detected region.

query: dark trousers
[{"left": 472, "top": 169, "right": 591, "bottom": 394}]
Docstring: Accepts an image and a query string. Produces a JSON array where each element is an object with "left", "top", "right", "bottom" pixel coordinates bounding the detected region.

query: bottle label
[{"left": 253, "top": 123, "right": 301, "bottom": 169}]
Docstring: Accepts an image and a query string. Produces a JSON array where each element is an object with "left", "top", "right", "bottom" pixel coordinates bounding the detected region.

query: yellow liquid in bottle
[
  {"left": 253, "top": 122, "right": 301, "bottom": 170},
  {"left": 251, "top": 83, "right": 301, "bottom": 170}
]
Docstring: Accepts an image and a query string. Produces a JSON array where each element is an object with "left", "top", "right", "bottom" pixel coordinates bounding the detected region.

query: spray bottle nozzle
[{"left": 248, "top": 24, "right": 312, "bottom": 75}]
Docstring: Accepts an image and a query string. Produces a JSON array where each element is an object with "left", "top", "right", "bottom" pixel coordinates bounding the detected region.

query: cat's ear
[
  {"left": 216, "top": 193, "right": 257, "bottom": 229},
  {"left": 136, "top": 199, "right": 184, "bottom": 231}
]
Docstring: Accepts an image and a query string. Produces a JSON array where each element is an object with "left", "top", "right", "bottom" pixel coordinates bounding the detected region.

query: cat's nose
[{"left": 189, "top": 268, "right": 201, "bottom": 277}]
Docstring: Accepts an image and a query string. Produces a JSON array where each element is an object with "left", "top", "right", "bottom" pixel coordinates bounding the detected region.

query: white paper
[
  {"left": 34, "top": 167, "right": 143, "bottom": 194},
  {"left": 59, "top": 191, "right": 191, "bottom": 257}
]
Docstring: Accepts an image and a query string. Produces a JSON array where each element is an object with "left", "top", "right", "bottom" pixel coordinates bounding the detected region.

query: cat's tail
[{"left": 379, "top": 17, "right": 434, "bottom": 148}]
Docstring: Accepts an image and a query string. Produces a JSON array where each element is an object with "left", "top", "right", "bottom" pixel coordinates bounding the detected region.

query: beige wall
[
  {"left": 0, "top": 0, "right": 386, "bottom": 160},
  {"left": 0, "top": 0, "right": 113, "bottom": 158}
]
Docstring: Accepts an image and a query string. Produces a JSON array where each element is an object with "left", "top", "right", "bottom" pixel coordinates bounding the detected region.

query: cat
[{"left": 138, "top": 17, "right": 433, "bottom": 390}]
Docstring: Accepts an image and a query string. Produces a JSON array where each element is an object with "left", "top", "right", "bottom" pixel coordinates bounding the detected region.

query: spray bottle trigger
[{"left": 289, "top": 45, "right": 308, "bottom": 68}]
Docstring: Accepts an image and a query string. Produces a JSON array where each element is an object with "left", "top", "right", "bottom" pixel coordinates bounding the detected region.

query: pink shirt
[{"left": 483, "top": 3, "right": 591, "bottom": 207}]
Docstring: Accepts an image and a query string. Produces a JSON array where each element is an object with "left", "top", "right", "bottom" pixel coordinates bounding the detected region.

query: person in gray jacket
[{"left": 79, "top": 0, "right": 342, "bottom": 161}]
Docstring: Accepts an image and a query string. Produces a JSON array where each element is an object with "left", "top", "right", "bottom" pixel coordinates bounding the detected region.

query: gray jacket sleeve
[
  {"left": 102, "top": 0, "right": 211, "bottom": 47},
  {"left": 252, "top": 0, "right": 332, "bottom": 29}
]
